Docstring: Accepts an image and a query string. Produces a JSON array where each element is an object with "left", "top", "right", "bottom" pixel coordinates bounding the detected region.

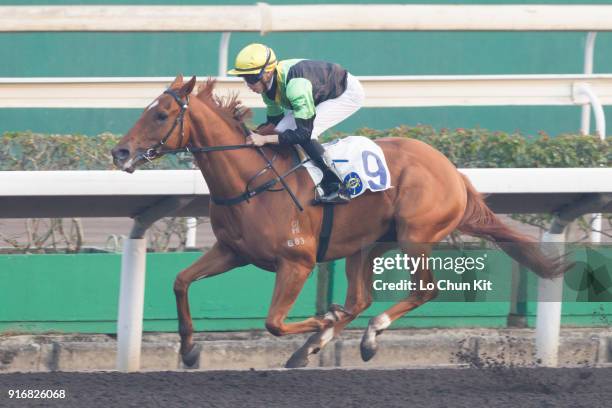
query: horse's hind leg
[
  {"left": 360, "top": 239, "right": 439, "bottom": 362},
  {"left": 285, "top": 245, "right": 390, "bottom": 368},
  {"left": 174, "top": 242, "right": 245, "bottom": 367}
]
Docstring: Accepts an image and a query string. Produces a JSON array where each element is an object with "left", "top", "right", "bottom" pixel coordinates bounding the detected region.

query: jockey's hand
[
  {"left": 246, "top": 133, "right": 279, "bottom": 146},
  {"left": 246, "top": 133, "right": 267, "bottom": 146}
]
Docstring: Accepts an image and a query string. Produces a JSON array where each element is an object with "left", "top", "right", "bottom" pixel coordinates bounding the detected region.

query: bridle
[
  {"left": 137, "top": 87, "right": 305, "bottom": 211},
  {"left": 141, "top": 89, "right": 190, "bottom": 162},
  {"left": 139, "top": 88, "right": 257, "bottom": 163}
]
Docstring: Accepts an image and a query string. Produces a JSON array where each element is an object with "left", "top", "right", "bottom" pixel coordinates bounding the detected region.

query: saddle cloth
[{"left": 302, "top": 136, "right": 392, "bottom": 198}]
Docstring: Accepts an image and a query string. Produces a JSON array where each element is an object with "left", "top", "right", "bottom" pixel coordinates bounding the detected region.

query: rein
[
  {"left": 142, "top": 88, "right": 305, "bottom": 211},
  {"left": 140, "top": 89, "right": 254, "bottom": 162}
]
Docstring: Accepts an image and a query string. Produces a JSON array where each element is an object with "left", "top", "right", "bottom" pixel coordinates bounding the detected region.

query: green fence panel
[
  {"left": 0, "top": 252, "right": 317, "bottom": 333},
  {"left": 1, "top": 248, "right": 611, "bottom": 334}
]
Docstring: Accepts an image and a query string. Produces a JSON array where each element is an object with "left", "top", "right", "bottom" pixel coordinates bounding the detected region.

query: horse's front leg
[
  {"left": 264, "top": 259, "right": 329, "bottom": 337},
  {"left": 284, "top": 245, "right": 391, "bottom": 368},
  {"left": 173, "top": 242, "right": 245, "bottom": 367}
]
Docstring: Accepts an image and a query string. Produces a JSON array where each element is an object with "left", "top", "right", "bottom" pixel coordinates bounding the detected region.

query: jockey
[{"left": 228, "top": 43, "right": 365, "bottom": 205}]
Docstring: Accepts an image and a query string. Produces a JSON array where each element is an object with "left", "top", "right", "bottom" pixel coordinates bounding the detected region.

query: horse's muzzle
[
  {"left": 111, "top": 147, "right": 129, "bottom": 161},
  {"left": 111, "top": 147, "right": 135, "bottom": 172}
]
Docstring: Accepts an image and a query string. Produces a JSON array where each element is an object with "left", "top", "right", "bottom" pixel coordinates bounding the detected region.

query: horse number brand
[{"left": 287, "top": 237, "right": 306, "bottom": 247}]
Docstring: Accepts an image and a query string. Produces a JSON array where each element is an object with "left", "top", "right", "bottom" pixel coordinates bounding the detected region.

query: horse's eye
[{"left": 156, "top": 111, "right": 169, "bottom": 121}]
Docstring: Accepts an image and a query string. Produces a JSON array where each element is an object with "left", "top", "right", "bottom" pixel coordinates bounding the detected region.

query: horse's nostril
[{"left": 112, "top": 148, "right": 130, "bottom": 161}]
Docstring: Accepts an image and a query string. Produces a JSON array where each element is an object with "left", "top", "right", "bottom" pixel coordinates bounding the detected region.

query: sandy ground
[{"left": 1, "top": 367, "right": 611, "bottom": 408}]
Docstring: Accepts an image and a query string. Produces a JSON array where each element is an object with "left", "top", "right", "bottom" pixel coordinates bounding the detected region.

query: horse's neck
[{"left": 188, "top": 101, "right": 263, "bottom": 199}]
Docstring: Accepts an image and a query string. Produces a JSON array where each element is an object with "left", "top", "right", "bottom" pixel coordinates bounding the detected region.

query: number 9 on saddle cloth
[{"left": 298, "top": 136, "right": 392, "bottom": 201}]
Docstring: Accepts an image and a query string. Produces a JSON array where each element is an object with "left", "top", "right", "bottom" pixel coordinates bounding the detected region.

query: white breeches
[{"left": 274, "top": 73, "right": 365, "bottom": 140}]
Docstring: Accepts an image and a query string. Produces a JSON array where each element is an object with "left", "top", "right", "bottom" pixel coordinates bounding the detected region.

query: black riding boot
[{"left": 301, "top": 140, "right": 350, "bottom": 204}]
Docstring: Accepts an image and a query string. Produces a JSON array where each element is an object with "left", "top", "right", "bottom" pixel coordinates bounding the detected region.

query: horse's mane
[
  {"left": 192, "top": 78, "right": 291, "bottom": 159},
  {"left": 194, "top": 78, "right": 252, "bottom": 131}
]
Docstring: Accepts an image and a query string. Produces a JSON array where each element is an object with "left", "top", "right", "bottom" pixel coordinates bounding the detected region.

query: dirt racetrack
[{"left": 1, "top": 367, "right": 611, "bottom": 408}]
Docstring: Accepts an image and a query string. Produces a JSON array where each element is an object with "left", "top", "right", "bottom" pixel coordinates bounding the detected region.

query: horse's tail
[{"left": 457, "top": 173, "right": 563, "bottom": 279}]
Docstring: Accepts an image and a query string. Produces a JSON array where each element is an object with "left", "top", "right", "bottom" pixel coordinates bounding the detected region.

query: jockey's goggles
[{"left": 242, "top": 74, "right": 263, "bottom": 85}]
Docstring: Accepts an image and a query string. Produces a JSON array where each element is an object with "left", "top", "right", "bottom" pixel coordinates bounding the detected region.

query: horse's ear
[
  {"left": 180, "top": 76, "right": 197, "bottom": 96},
  {"left": 170, "top": 74, "right": 184, "bottom": 89}
]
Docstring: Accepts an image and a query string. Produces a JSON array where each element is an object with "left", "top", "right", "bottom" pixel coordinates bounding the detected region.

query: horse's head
[{"left": 112, "top": 74, "right": 197, "bottom": 173}]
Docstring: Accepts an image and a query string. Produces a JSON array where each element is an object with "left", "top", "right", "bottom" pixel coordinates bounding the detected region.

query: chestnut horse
[{"left": 112, "top": 75, "right": 560, "bottom": 368}]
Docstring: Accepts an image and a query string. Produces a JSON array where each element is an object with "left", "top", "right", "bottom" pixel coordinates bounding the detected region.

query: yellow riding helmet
[{"left": 227, "top": 43, "right": 277, "bottom": 76}]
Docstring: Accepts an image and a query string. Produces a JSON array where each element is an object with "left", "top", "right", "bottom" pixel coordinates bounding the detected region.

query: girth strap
[{"left": 316, "top": 204, "right": 335, "bottom": 263}]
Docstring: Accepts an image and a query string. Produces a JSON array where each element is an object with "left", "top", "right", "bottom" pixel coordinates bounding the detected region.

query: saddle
[{"left": 299, "top": 136, "right": 392, "bottom": 199}]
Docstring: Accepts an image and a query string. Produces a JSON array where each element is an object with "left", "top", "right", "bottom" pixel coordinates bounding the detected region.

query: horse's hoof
[
  {"left": 181, "top": 343, "right": 201, "bottom": 368},
  {"left": 285, "top": 347, "right": 310, "bottom": 368},
  {"left": 360, "top": 339, "right": 378, "bottom": 362}
]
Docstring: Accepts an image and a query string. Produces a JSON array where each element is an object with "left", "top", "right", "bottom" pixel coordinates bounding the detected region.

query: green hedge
[
  {"left": 0, "top": 131, "right": 185, "bottom": 171},
  {"left": 340, "top": 126, "right": 610, "bottom": 168},
  {"left": 1, "top": 127, "right": 609, "bottom": 171}
]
